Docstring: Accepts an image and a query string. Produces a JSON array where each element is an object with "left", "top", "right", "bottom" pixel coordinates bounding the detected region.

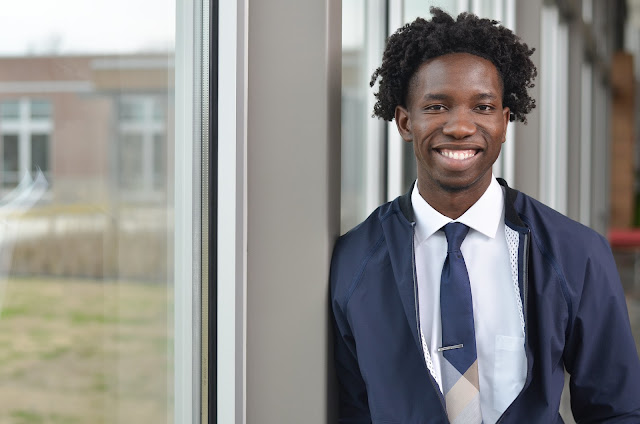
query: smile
[{"left": 438, "top": 149, "right": 477, "bottom": 160}]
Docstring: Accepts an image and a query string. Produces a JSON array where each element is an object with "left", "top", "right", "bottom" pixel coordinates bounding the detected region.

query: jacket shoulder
[{"left": 514, "top": 191, "right": 609, "bottom": 251}]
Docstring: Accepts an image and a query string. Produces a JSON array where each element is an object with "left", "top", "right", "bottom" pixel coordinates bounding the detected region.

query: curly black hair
[{"left": 370, "top": 7, "right": 537, "bottom": 123}]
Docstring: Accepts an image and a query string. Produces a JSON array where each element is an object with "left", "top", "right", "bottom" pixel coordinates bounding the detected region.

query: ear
[
  {"left": 501, "top": 107, "right": 510, "bottom": 143},
  {"left": 395, "top": 105, "right": 413, "bottom": 142}
]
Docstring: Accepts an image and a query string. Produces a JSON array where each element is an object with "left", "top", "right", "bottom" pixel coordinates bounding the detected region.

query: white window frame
[
  {"left": 540, "top": 5, "right": 569, "bottom": 214},
  {"left": 174, "top": 0, "right": 208, "bottom": 422},
  {"left": 365, "top": 0, "right": 388, "bottom": 210},
  {"left": 0, "top": 97, "right": 53, "bottom": 189},
  {"left": 217, "top": 0, "right": 247, "bottom": 423},
  {"left": 386, "top": 0, "right": 405, "bottom": 200},
  {"left": 579, "top": 64, "right": 593, "bottom": 226}
]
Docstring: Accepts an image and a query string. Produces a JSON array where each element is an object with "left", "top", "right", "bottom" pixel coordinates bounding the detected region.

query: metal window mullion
[
  {"left": 579, "top": 64, "right": 592, "bottom": 226},
  {"left": 555, "top": 20, "right": 569, "bottom": 215},
  {"left": 218, "top": 0, "right": 247, "bottom": 423},
  {"left": 386, "top": 0, "right": 404, "bottom": 201},
  {"left": 504, "top": 0, "right": 515, "bottom": 30},
  {"left": 174, "top": 0, "right": 203, "bottom": 422},
  {"left": 457, "top": 0, "right": 470, "bottom": 14},
  {"left": 540, "top": 5, "right": 559, "bottom": 209},
  {"left": 492, "top": 0, "right": 503, "bottom": 21},
  {"left": 471, "top": 0, "right": 482, "bottom": 15},
  {"left": 200, "top": 0, "right": 211, "bottom": 421},
  {"left": 498, "top": 0, "right": 516, "bottom": 184},
  {"left": 365, "top": 0, "right": 387, "bottom": 213}
]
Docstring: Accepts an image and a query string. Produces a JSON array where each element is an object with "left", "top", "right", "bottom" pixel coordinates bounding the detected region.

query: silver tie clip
[{"left": 437, "top": 343, "right": 463, "bottom": 352}]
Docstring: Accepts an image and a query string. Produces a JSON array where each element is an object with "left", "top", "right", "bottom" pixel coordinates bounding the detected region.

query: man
[{"left": 330, "top": 8, "right": 640, "bottom": 423}]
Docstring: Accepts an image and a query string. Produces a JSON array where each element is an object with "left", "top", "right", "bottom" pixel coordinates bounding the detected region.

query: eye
[
  {"left": 475, "top": 104, "right": 495, "bottom": 112},
  {"left": 424, "top": 104, "right": 447, "bottom": 112}
]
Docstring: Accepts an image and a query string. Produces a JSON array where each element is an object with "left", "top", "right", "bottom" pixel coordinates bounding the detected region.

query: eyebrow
[
  {"left": 422, "top": 92, "right": 499, "bottom": 101},
  {"left": 423, "top": 93, "right": 450, "bottom": 101},
  {"left": 473, "top": 92, "right": 499, "bottom": 101}
]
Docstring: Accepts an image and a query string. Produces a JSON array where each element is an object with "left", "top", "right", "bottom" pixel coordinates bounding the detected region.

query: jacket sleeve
[
  {"left": 331, "top": 303, "right": 372, "bottom": 424},
  {"left": 330, "top": 242, "right": 372, "bottom": 424},
  {"left": 563, "top": 235, "right": 640, "bottom": 422}
]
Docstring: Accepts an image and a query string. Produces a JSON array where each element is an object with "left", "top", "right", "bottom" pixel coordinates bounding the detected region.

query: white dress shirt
[{"left": 412, "top": 176, "right": 526, "bottom": 424}]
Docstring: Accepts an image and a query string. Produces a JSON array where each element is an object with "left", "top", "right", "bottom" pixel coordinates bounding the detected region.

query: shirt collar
[{"left": 411, "top": 175, "right": 504, "bottom": 244}]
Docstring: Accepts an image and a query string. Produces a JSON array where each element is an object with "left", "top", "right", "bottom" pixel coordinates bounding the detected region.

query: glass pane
[
  {"left": 1, "top": 100, "right": 19, "bottom": 120},
  {"left": 30, "top": 100, "right": 52, "bottom": 120},
  {"left": 341, "top": 0, "right": 384, "bottom": 232},
  {"left": 475, "top": 1, "right": 495, "bottom": 18},
  {"left": 119, "top": 133, "right": 144, "bottom": 190},
  {"left": 2, "top": 134, "right": 19, "bottom": 187},
  {"left": 119, "top": 99, "right": 146, "bottom": 122},
  {"left": 404, "top": 0, "right": 458, "bottom": 22},
  {"left": 0, "top": 1, "right": 181, "bottom": 423},
  {"left": 153, "top": 134, "right": 165, "bottom": 189},
  {"left": 30, "top": 134, "right": 49, "bottom": 173},
  {"left": 152, "top": 101, "right": 165, "bottom": 122}
]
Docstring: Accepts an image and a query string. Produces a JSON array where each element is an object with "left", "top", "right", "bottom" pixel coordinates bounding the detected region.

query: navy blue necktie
[{"left": 440, "top": 222, "right": 482, "bottom": 423}]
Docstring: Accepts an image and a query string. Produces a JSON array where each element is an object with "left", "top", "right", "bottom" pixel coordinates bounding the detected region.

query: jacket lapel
[{"left": 380, "top": 197, "right": 423, "bottom": 356}]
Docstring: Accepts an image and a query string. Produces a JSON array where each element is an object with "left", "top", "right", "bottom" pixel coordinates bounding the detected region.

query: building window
[
  {"left": 0, "top": 98, "right": 52, "bottom": 188},
  {"left": 117, "top": 96, "right": 166, "bottom": 196}
]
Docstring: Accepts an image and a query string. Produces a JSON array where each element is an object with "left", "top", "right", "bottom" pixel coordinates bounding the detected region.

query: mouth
[{"left": 436, "top": 148, "right": 479, "bottom": 161}]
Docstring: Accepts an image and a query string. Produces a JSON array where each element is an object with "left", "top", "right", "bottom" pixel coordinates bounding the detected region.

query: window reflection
[
  {"left": 0, "top": 3, "right": 176, "bottom": 422},
  {"left": 0, "top": 99, "right": 53, "bottom": 188},
  {"left": 117, "top": 94, "right": 167, "bottom": 196}
]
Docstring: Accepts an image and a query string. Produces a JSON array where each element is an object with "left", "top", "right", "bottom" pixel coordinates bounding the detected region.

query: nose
[{"left": 442, "top": 109, "right": 476, "bottom": 139}]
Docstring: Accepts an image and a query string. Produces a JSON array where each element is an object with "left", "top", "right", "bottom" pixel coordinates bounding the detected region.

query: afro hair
[{"left": 370, "top": 7, "right": 537, "bottom": 123}]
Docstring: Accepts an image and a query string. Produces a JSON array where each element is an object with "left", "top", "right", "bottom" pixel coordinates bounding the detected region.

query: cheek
[
  {"left": 489, "top": 123, "right": 507, "bottom": 143},
  {"left": 412, "top": 121, "right": 437, "bottom": 141}
]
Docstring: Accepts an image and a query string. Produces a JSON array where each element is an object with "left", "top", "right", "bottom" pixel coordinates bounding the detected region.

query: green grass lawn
[{"left": 0, "top": 277, "right": 174, "bottom": 424}]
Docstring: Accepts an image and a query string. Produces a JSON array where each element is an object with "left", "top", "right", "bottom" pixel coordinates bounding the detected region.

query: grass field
[
  {"left": 0, "top": 274, "right": 636, "bottom": 424},
  {"left": 0, "top": 277, "right": 173, "bottom": 424}
]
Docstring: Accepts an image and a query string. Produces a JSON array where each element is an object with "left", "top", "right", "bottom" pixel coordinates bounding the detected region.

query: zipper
[
  {"left": 522, "top": 233, "right": 529, "bottom": 332},
  {"left": 410, "top": 222, "right": 449, "bottom": 419},
  {"left": 495, "top": 231, "right": 531, "bottom": 424}
]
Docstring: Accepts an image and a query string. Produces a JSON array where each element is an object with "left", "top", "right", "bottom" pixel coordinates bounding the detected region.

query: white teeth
[{"left": 441, "top": 150, "right": 475, "bottom": 160}]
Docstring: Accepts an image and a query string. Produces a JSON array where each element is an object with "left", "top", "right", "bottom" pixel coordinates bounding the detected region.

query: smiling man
[{"left": 330, "top": 8, "right": 640, "bottom": 424}]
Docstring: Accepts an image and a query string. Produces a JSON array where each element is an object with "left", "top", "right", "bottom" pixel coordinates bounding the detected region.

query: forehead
[{"left": 408, "top": 53, "right": 503, "bottom": 102}]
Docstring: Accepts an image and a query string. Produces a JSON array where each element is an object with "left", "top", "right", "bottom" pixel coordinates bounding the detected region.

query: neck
[{"left": 416, "top": 177, "right": 491, "bottom": 220}]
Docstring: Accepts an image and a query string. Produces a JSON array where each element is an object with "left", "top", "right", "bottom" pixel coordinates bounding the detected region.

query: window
[
  {"left": 0, "top": 98, "right": 52, "bottom": 188},
  {"left": 117, "top": 96, "right": 166, "bottom": 196},
  {"left": 341, "top": 0, "right": 386, "bottom": 232},
  {"left": 2, "top": 134, "right": 18, "bottom": 187},
  {"left": 1, "top": 100, "right": 19, "bottom": 119},
  {"left": 0, "top": 1, "right": 208, "bottom": 423},
  {"left": 30, "top": 100, "right": 52, "bottom": 120}
]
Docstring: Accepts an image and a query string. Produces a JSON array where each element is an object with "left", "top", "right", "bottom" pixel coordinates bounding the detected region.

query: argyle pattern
[{"left": 440, "top": 223, "right": 482, "bottom": 424}]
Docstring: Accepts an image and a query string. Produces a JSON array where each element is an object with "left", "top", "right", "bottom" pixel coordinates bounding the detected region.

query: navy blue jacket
[{"left": 330, "top": 179, "right": 640, "bottom": 423}]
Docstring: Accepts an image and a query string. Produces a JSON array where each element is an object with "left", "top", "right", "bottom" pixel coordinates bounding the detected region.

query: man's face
[{"left": 395, "top": 52, "right": 509, "bottom": 205}]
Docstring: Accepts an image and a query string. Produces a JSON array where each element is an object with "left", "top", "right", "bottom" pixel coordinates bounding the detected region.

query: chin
[
  {"left": 438, "top": 181, "right": 474, "bottom": 193},
  {"left": 436, "top": 174, "right": 489, "bottom": 194}
]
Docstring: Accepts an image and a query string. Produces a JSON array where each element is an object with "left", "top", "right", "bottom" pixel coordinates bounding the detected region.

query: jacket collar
[
  {"left": 397, "top": 178, "right": 526, "bottom": 230},
  {"left": 398, "top": 181, "right": 416, "bottom": 223}
]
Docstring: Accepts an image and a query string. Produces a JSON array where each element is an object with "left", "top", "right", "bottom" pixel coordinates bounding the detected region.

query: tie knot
[{"left": 443, "top": 222, "right": 469, "bottom": 252}]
